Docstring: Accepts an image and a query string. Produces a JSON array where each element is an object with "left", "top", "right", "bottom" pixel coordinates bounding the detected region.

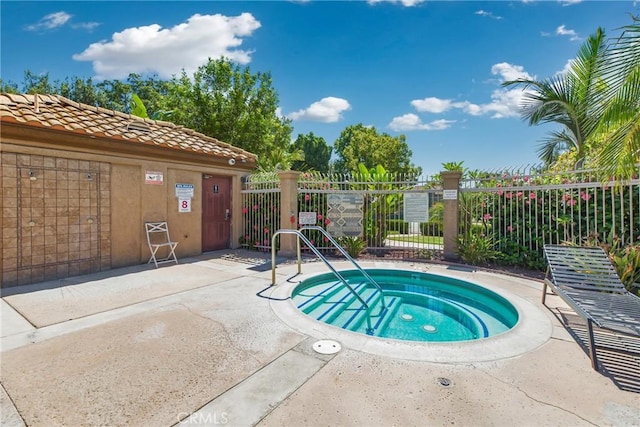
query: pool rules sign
[{"left": 176, "top": 183, "right": 194, "bottom": 213}]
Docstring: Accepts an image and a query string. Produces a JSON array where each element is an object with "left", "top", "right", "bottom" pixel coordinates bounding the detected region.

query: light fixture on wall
[
  {"left": 86, "top": 173, "right": 93, "bottom": 181},
  {"left": 228, "top": 158, "right": 236, "bottom": 166},
  {"left": 28, "top": 170, "right": 37, "bottom": 180}
]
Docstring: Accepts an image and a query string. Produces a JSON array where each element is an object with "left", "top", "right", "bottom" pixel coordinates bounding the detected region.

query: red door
[{"left": 202, "top": 175, "right": 232, "bottom": 251}]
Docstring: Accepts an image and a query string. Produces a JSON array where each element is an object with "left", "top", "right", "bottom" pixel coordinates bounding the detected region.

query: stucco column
[
  {"left": 441, "top": 171, "right": 462, "bottom": 261},
  {"left": 277, "top": 170, "right": 301, "bottom": 257}
]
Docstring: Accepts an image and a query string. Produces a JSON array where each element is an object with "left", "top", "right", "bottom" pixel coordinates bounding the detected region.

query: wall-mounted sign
[
  {"left": 175, "top": 183, "right": 194, "bottom": 198},
  {"left": 442, "top": 189, "right": 458, "bottom": 200},
  {"left": 327, "top": 193, "right": 364, "bottom": 237},
  {"left": 145, "top": 171, "right": 163, "bottom": 185},
  {"left": 178, "top": 198, "right": 191, "bottom": 212},
  {"left": 403, "top": 192, "right": 429, "bottom": 223},
  {"left": 299, "top": 212, "right": 317, "bottom": 225}
]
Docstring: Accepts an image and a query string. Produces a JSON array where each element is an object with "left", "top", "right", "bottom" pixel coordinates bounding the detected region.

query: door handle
[{"left": 225, "top": 209, "right": 231, "bottom": 220}]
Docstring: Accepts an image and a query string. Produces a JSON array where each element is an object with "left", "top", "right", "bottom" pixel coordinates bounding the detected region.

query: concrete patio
[{"left": 1, "top": 250, "right": 639, "bottom": 427}]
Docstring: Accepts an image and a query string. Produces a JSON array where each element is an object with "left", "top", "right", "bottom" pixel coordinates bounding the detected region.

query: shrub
[
  {"left": 337, "top": 236, "right": 366, "bottom": 258},
  {"left": 606, "top": 243, "right": 640, "bottom": 295},
  {"left": 456, "top": 232, "right": 499, "bottom": 265},
  {"left": 495, "top": 239, "right": 547, "bottom": 270},
  {"left": 585, "top": 233, "right": 640, "bottom": 294}
]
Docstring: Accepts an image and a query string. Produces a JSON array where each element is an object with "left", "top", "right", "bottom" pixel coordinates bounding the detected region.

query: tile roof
[{"left": 0, "top": 93, "right": 257, "bottom": 163}]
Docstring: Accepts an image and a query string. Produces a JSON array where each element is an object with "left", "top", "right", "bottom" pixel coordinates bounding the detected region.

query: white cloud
[
  {"left": 288, "top": 97, "right": 351, "bottom": 123},
  {"left": 454, "top": 101, "right": 482, "bottom": 116},
  {"left": 73, "top": 13, "right": 261, "bottom": 79},
  {"left": 480, "top": 88, "right": 528, "bottom": 118},
  {"left": 388, "top": 114, "right": 455, "bottom": 131},
  {"left": 72, "top": 22, "right": 101, "bottom": 31},
  {"left": 411, "top": 97, "right": 453, "bottom": 113},
  {"left": 475, "top": 10, "right": 503, "bottom": 20},
  {"left": 26, "top": 12, "right": 72, "bottom": 31},
  {"left": 367, "top": 0, "right": 425, "bottom": 7},
  {"left": 556, "top": 59, "right": 574, "bottom": 76},
  {"left": 26, "top": 11, "right": 99, "bottom": 32},
  {"left": 400, "top": 62, "right": 536, "bottom": 124},
  {"left": 556, "top": 24, "right": 580, "bottom": 41},
  {"left": 559, "top": 0, "right": 582, "bottom": 6},
  {"left": 456, "top": 64, "right": 534, "bottom": 118},
  {"left": 490, "top": 62, "right": 534, "bottom": 82}
]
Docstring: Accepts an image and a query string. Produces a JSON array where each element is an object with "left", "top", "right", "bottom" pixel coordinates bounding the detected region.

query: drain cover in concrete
[{"left": 312, "top": 340, "right": 341, "bottom": 355}]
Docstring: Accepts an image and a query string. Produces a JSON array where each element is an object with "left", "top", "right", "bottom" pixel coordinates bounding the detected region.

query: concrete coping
[{"left": 268, "top": 261, "right": 553, "bottom": 363}]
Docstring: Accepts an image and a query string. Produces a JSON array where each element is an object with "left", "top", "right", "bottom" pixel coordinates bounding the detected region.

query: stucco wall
[
  {"left": 1, "top": 142, "right": 250, "bottom": 288},
  {"left": 110, "top": 164, "right": 141, "bottom": 268},
  {"left": 166, "top": 168, "right": 202, "bottom": 258},
  {"left": 1, "top": 151, "right": 111, "bottom": 286}
]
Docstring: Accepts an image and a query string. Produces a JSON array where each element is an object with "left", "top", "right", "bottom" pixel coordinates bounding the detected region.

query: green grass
[{"left": 386, "top": 234, "right": 443, "bottom": 245}]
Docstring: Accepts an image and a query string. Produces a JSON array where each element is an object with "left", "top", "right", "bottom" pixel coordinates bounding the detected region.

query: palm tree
[
  {"left": 504, "top": 28, "right": 607, "bottom": 168},
  {"left": 591, "top": 16, "right": 640, "bottom": 180},
  {"left": 258, "top": 146, "right": 304, "bottom": 172}
]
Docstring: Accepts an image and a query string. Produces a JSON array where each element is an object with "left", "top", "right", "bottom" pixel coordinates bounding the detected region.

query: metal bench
[
  {"left": 542, "top": 244, "right": 640, "bottom": 370},
  {"left": 145, "top": 221, "right": 179, "bottom": 268}
]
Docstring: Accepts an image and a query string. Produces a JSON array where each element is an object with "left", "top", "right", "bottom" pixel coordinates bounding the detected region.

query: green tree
[
  {"left": 6, "top": 71, "right": 162, "bottom": 113},
  {"left": 354, "top": 164, "right": 403, "bottom": 247},
  {"left": 290, "top": 132, "right": 332, "bottom": 173},
  {"left": 504, "top": 28, "right": 607, "bottom": 168},
  {"left": 333, "top": 124, "right": 420, "bottom": 175},
  {"left": 21, "top": 70, "right": 55, "bottom": 94},
  {"left": 121, "top": 74, "right": 171, "bottom": 118},
  {"left": 5, "top": 59, "right": 293, "bottom": 170},
  {"left": 0, "top": 79, "right": 19, "bottom": 93},
  {"left": 94, "top": 78, "right": 143, "bottom": 112},
  {"left": 3, "top": 71, "right": 116, "bottom": 108},
  {"left": 57, "top": 76, "right": 109, "bottom": 106},
  {"left": 259, "top": 145, "right": 304, "bottom": 172},
  {"left": 158, "top": 58, "right": 292, "bottom": 169}
]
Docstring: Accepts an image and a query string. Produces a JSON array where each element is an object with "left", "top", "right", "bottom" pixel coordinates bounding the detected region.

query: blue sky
[{"left": 1, "top": 1, "right": 637, "bottom": 175}]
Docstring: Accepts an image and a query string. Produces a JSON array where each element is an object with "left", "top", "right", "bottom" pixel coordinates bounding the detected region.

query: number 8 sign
[{"left": 178, "top": 198, "right": 191, "bottom": 212}]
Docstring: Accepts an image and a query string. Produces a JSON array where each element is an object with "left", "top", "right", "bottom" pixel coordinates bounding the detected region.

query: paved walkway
[{"left": 1, "top": 250, "right": 639, "bottom": 426}]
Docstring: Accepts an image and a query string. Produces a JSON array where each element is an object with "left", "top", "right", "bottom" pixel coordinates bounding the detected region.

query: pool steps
[
  {"left": 293, "top": 283, "right": 493, "bottom": 338},
  {"left": 294, "top": 282, "right": 397, "bottom": 336},
  {"left": 291, "top": 269, "right": 518, "bottom": 341}
]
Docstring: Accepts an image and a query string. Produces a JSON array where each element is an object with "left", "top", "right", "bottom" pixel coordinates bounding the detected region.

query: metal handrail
[
  {"left": 299, "top": 226, "right": 386, "bottom": 309},
  {"left": 271, "top": 229, "right": 369, "bottom": 309}
]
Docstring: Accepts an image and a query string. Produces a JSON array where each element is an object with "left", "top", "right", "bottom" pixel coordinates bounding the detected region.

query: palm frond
[
  {"left": 595, "top": 111, "right": 640, "bottom": 179},
  {"left": 591, "top": 16, "right": 640, "bottom": 179},
  {"left": 536, "top": 130, "right": 576, "bottom": 165},
  {"left": 504, "top": 24, "right": 634, "bottom": 172}
]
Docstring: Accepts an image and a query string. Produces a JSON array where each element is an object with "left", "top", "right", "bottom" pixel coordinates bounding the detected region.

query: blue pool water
[{"left": 292, "top": 269, "right": 519, "bottom": 342}]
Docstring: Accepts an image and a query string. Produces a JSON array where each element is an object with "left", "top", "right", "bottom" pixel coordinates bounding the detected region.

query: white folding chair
[{"left": 145, "top": 221, "right": 179, "bottom": 267}]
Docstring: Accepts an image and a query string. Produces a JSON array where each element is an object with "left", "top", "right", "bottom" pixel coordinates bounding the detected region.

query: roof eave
[{"left": 0, "top": 120, "right": 257, "bottom": 170}]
